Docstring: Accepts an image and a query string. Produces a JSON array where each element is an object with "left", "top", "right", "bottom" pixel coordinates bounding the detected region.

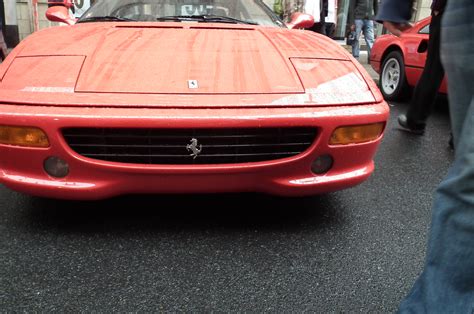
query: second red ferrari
[{"left": 370, "top": 17, "right": 447, "bottom": 101}]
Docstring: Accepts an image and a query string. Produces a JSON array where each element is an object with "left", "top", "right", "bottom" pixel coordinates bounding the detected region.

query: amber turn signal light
[
  {"left": 330, "top": 123, "right": 385, "bottom": 145},
  {"left": 0, "top": 125, "right": 50, "bottom": 148}
]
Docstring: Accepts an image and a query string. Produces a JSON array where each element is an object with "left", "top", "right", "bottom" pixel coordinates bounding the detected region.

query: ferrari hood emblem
[
  {"left": 186, "top": 138, "right": 202, "bottom": 159},
  {"left": 188, "top": 80, "right": 199, "bottom": 89}
]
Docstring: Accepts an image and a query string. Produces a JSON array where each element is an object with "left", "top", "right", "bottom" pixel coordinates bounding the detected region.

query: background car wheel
[{"left": 380, "top": 51, "right": 409, "bottom": 101}]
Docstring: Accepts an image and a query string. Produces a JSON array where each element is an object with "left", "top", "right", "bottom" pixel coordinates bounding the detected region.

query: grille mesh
[{"left": 62, "top": 127, "right": 317, "bottom": 165}]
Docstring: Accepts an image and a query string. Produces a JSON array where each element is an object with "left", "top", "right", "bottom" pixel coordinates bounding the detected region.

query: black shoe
[{"left": 397, "top": 114, "right": 425, "bottom": 135}]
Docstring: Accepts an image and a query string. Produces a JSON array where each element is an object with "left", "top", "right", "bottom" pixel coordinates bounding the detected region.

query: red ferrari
[
  {"left": 370, "top": 17, "right": 447, "bottom": 100},
  {"left": 0, "top": 0, "right": 389, "bottom": 200}
]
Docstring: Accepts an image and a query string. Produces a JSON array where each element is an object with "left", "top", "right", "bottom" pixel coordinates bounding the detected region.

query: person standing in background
[
  {"left": 304, "top": 0, "right": 323, "bottom": 34},
  {"left": 273, "top": 0, "right": 284, "bottom": 19},
  {"left": 377, "top": 0, "right": 474, "bottom": 312},
  {"left": 0, "top": 6, "right": 7, "bottom": 61},
  {"left": 323, "top": 0, "right": 337, "bottom": 38},
  {"left": 348, "top": 0, "right": 378, "bottom": 60},
  {"left": 283, "top": 0, "right": 306, "bottom": 22},
  {"left": 318, "top": 0, "right": 328, "bottom": 35},
  {"left": 307, "top": 0, "right": 329, "bottom": 35},
  {"left": 305, "top": 0, "right": 337, "bottom": 37},
  {"left": 396, "top": 0, "right": 447, "bottom": 135}
]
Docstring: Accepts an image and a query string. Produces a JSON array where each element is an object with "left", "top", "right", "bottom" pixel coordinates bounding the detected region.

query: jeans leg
[
  {"left": 441, "top": 0, "right": 474, "bottom": 146},
  {"left": 399, "top": 91, "right": 474, "bottom": 314},
  {"left": 399, "top": 0, "right": 474, "bottom": 312},
  {"left": 363, "top": 20, "right": 375, "bottom": 59},
  {"left": 352, "top": 19, "right": 363, "bottom": 58}
]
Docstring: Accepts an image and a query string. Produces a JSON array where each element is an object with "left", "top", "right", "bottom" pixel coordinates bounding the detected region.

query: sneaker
[{"left": 397, "top": 114, "right": 425, "bottom": 135}]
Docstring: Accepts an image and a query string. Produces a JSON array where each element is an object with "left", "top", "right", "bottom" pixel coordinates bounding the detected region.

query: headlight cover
[{"left": 272, "top": 58, "right": 376, "bottom": 106}]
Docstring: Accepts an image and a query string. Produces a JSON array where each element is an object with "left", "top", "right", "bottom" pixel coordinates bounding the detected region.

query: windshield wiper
[
  {"left": 78, "top": 16, "right": 137, "bottom": 23},
  {"left": 156, "top": 15, "right": 258, "bottom": 25},
  {"left": 199, "top": 14, "right": 259, "bottom": 25}
]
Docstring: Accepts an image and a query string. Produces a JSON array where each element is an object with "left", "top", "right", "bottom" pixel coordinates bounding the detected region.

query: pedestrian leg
[
  {"left": 363, "top": 19, "right": 375, "bottom": 60},
  {"left": 352, "top": 19, "right": 363, "bottom": 59}
]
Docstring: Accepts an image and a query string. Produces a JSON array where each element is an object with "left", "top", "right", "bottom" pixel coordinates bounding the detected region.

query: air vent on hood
[{"left": 189, "top": 26, "right": 254, "bottom": 30}]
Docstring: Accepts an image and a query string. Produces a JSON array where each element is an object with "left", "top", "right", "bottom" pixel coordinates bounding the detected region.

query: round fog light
[
  {"left": 311, "top": 154, "right": 334, "bottom": 174},
  {"left": 44, "top": 156, "right": 69, "bottom": 178}
]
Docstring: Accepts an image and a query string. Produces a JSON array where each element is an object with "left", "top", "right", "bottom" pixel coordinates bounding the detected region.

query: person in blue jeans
[
  {"left": 377, "top": 0, "right": 474, "bottom": 312},
  {"left": 348, "top": 0, "right": 378, "bottom": 60}
]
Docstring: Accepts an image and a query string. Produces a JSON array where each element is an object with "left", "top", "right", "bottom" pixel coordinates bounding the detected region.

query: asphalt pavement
[{"left": 0, "top": 71, "right": 453, "bottom": 311}]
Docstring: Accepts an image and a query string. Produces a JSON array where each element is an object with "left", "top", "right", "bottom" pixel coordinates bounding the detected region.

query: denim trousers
[
  {"left": 398, "top": 0, "right": 474, "bottom": 312},
  {"left": 352, "top": 19, "right": 375, "bottom": 59}
]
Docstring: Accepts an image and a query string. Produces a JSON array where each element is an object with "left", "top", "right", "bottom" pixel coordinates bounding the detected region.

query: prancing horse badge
[
  {"left": 188, "top": 80, "right": 198, "bottom": 89},
  {"left": 186, "top": 138, "right": 202, "bottom": 159}
]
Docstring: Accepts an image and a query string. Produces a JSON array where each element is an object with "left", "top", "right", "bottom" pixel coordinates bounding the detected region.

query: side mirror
[
  {"left": 45, "top": 6, "right": 76, "bottom": 25},
  {"left": 287, "top": 12, "right": 315, "bottom": 30}
]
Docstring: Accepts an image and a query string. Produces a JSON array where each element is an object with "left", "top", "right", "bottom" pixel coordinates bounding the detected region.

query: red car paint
[
  {"left": 0, "top": 20, "right": 389, "bottom": 200},
  {"left": 370, "top": 17, "right": 447, "bottom": 93}
]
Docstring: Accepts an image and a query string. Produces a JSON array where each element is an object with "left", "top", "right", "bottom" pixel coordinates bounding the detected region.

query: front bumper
[{"left": 0, "top": 103, "right": 388, "bottom": 200}]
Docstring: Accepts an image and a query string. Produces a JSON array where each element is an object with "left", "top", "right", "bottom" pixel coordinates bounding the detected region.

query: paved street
[{"left": 0, "top": 97, "right": 453, "bottom": 312}]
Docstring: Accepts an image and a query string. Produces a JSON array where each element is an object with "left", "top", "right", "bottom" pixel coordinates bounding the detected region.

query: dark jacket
[
  {"left": 376, "top": 0, "right": 446, "bottom": 24},
  {"left": 376, "top": 0, "right": 412, "bottom": 23},
  {"left": 431, "top": 0, "right": 447, "bottom": 13},
  {"left": 349, "top": 0, "right": 379, "bottom": 24}
]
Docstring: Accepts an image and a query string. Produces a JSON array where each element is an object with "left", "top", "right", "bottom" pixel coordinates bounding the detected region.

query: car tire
[{"left": 379, "top": 51, "right": 409, "bottom": 101}]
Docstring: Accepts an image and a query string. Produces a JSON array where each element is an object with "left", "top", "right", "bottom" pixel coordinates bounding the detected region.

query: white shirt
[
  {"left": 304, "top": 0, "right": 321, "bottom": 23},
  {"left": 326, "top": 0, "right": 337, "bottom": 24}
]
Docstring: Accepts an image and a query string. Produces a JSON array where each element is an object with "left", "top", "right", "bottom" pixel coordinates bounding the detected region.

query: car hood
[
  {"left": 0, "top": 23, "right": 380, "bottom": 107},
  {"left": 80, "top": 25, "right": 308, "bottom": 94}
]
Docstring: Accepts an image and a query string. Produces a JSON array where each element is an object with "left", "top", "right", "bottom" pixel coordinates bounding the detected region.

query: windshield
[{"left": 78, "top": 0, "right": 283, "bottom": 27}]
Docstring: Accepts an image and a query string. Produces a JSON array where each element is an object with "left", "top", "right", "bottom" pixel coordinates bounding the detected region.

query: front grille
[{"left": 62, "top": 127, "right": 317, "bottom": 165}]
